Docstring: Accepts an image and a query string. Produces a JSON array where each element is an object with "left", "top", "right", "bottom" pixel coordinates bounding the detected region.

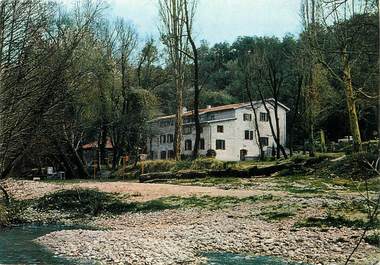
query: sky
[{"left": 64, "top": 0, "right": 303, "bottom": 45}]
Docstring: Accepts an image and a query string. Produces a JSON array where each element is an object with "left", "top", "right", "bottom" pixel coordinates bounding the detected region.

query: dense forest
[{"left": 0, "top": 0, "right": 378, "bottom": 181}]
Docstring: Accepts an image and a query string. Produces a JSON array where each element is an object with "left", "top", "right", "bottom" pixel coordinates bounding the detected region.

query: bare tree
[
  {"left": 251, "top": 49, "right": 288, "bottom": 159},
  {"left": 301, "top": 0, "right": 379, "bottom": 152},
  {"left": 111, "top": 18, "right": 138, "bottom": 168},
  {"left": 181, "top": 0, "right": 202, "bottom": 159},
  {"left": 159, "top": 0, "right": 189, "bottom": 160},
  {"left": 0, "top": 0, "right": 104, "bottom": 200}
]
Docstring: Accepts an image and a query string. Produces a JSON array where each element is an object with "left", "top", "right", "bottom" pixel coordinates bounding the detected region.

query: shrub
[
  {"left": 190, "top": 158, "right": 225, "bottom": 170},
  {"left": 134, "top": 158, "right": 228, "bottom": 174},
  {"left": 364, "top": 233, "right": 380, "bottom": 246},
  {"left": 35, "top": 188, "right": 118, "bottom": 216},
  {"left": 206, "top": 149, "right": 216, "bottom": 157},
  {"left": 295, "top": 214, "right": 374, "bottom": 229},
  {"left": 138, "top": 159, "right": 177, "bottom": 173},
  {"left": 170, "top": 160, "right": 192, "bottom": 172},
  {"left": 0, "top": 204, "right": 8, "bottom": 226},
  {"left": 326, "top": 152, "right": 378, "bottom": 180},
  {"left": 290, "top": 154, "right": 309, "bottom": 164}
]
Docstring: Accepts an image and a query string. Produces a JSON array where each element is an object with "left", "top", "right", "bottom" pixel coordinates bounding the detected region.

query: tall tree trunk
[
  {"left": 0, "top": 184, "right": 9, "bottom": 205},
  {"left": 183, "top": 0, "right": 201, "bottom": 159},
  {"left": 274, "top": 103, "right": 281, "bottom": 159},
  {"left": 192, "top": 56, "right": 201, "bottom": 159},
  {"left": 309, "top": 122, "right": 316, "bottom": 157},
  {"left": 112, "top": 148, "right": 118, "bottom": 170},
  {"left": 55, "top": 142, "right": 76, "bottom": 179},
  {"left": 171, "top": 0, "right": 184, "bottom": 161},
  {"left": 289, "top": 76, "right": 302, "bottom": 156},
  {"left": 174, "top": 76, "right": 183, "bottom": 160},
  {"left": 99, "top": 125, "right": 107, "bottom": 165},
  {"left": 257, "top": 88, "right": 287, "bottom": 159},
  {"left": 68, "top": 143, "right": 89, "bottom": 178},
  {"left": 342, "top": 48, "right": 362, "bottom": 152},
  {"left": 245, "top": 77, "right": 264, "bottom": 160}
]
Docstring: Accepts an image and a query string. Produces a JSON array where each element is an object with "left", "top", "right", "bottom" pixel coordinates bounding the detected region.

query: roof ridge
[{"left": 151, "top": 99, "right": 288, "bottom": 121}]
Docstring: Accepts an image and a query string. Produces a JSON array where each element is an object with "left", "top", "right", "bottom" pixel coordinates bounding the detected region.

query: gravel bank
[{"left": 37, "top": 205, "right": 379, "bottom": 265}]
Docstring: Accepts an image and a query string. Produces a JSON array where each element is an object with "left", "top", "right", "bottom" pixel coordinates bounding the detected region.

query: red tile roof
[
  {"left": 82, "top": 138, "right": 113, "bottom": 150},
  {"left": 151, "top": 99, "right": 289, "bottom": 122},
  {"left": 152, "top": 102, "right": 248, "bottom": 121}
]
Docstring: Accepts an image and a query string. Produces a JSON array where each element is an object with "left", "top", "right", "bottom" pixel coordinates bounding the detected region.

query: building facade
[{"left": 147, "top": 99, "right": 289, "bottom": 161}]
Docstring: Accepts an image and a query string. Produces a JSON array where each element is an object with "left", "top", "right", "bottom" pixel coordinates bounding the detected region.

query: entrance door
[{"left": 240, "top": 149, "right": 247, "bottom": 161}]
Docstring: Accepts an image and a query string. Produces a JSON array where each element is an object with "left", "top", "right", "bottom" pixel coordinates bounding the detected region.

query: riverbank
[
  {"left": 1, "top": 175, "right": 379, "bottom": 264},
  {"left": 38, "top": 205, "right": 379, "bottom": 265}
]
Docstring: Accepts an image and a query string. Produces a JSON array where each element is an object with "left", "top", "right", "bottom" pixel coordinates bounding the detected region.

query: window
[
  {"left": 159, "top": 120, "right": 172, "bottom": 127},
  {"left": 185, "top": 139, "right": 192, "bottom": 150},
  {"left": 260, "top": 137, "right": 269, "bottom": 146},
  {"left": 216, "top": 139, "right": 225, "bottom": 150},
  {"left": 260, "top": 112, "right": 269, "bottom": 122},
  {"left": 209, "top": 114, "right": 215, "bottom": 120},
  {"left": 184, "top": 117, "right": 194, "bottom": 124},
  {"left": 245, "top": 130, "right": 250, "bottom": 140},
  {"left": 243, "top": 113, "right": 252, "bottom": 121},
  {"left": 167, "top": 134, "right": 174, "bottom": 143},
  {"left": 199, "top": 138, "right": 205, "bottom": 150},
  {"left": 168, "top": 150, "right": 175, "bottom": 159},
  {"left": 160, "top": 135, "right": 166, "bottom": 144},
  {"left": 160, "top": 151, "right": 167, "bottom": 159},
  {"left": 183, "top": 126, "right": 192, "bottom": 135},
  {"left": 217, "top": 125, "right": 224, "bottom": 133},
  {"left": 245, "top": 130, "right": 254, "bottom": 140}
]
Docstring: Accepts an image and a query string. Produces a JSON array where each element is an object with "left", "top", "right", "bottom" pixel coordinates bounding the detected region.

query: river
[{"left": 0, "top": 225, "right": 306, "bottom": 265}]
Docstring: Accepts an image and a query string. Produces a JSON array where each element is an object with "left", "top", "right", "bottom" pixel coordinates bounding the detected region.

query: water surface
[
  {"left": 0, "top": 226, "right": 306, "bottom": 265},
  {"left": 0, "top": 225, "right": 88, "bottom": 265},
  {"left": 205, "top": 252, "right": 307, "bottom": 265}
]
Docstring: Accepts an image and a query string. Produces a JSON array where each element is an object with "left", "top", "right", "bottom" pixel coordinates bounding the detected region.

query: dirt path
[
  {"left": 3, "top": 179, "right": 286, "bottom": 201},
  {"left": 73, "top": 182, "right": 286, "bottom": 201}
]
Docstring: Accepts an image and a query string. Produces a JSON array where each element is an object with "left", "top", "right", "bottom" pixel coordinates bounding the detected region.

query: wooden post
[{"left": 93, "top": 159, "right": 97, "bottom": 179}]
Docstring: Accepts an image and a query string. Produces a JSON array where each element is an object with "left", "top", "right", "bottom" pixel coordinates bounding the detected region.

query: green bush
[
  {"left": 0, "top": 204, "right": 8, "bottom": 226},
  {"left": 296, "top": 214, "right": 375, "bottom": 229},
  {"left": 190, "top": 158, "right": 225, "bottom": 170},
  {"left": 35, "top": 188, "right": 118, "bottom": 216},
  {"left": 170, "top": 160, "right": 192, "bottom": 172},
  {"left": 290, "top": 154, "right": 309, "bottom": 164},
  {"left": 138, "top": 159, "right": 177, "bottom": 173},
  {"left": 364, "top": 233, "right": 380, "bottom": 246},
  {"left": 326, "top": 152, "right": 378, "bottom": 180},
  {"left": 134, "top": 158, "right": 228, "bottom": 174}
]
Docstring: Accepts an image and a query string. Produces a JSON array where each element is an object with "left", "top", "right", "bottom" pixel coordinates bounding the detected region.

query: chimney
[
  {"left": 206, "top": 105, "right": 212, "bottom": 109},
  {"left": 182, "top": 107, "right": 188, "bottom": 113}
]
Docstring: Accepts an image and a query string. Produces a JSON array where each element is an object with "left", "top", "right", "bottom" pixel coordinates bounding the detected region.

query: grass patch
[
  {"left": 32, "top": 188, "right": 275, "bottom": 218},
  {"left": 0, "top": 203, "right": 9, "bottom": 226},
  {"left": 34, "top": 188, "right": 174, "bottom": 216},
  {"left": 364, "top": 233, "right": 380, "bottom": 247},
  {"left": 158, "top": 194, "right": 275, "bottom": 210},
  {"left": 165, "top": 177, "right": 247, "bottom": 187},
  {"left": 265, "top": 211, "right": 295, "bottom": 220},
  {"left": 274, "top": 173, "right": 380, "bottom": 194},
  {"left": 283, "top": 185, "right": 324, "bottom": 194},
  {"left": 314, "top": 152, "right": 378, "bottom": 181},
  {"left": 35, "top": 189, "right": 119, "bottom": 216},
  {"left": 260, "top": 204, "right": 298, "bottom": 221},
  {"left": 295, "top": 214, "right": 378, "bottom": 229}
]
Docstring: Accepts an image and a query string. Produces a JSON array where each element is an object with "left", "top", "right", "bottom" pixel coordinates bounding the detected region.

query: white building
[{"left": 147, "top": 99, "right": 289, "bottom": 161}]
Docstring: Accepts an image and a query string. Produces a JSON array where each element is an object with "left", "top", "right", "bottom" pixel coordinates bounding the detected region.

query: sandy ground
[{"left": 2, "top": 179, "right": 286, "bottom": 201}]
